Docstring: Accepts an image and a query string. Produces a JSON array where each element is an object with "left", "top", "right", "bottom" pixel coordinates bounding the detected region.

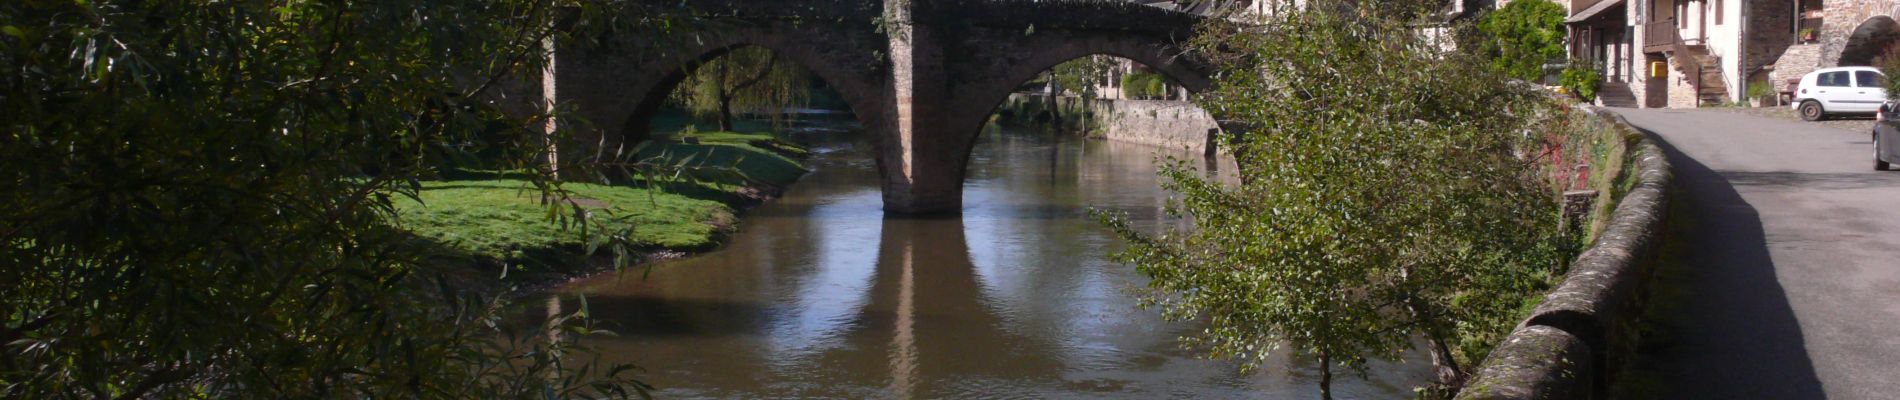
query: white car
[{"left": 1792, "top": 66, "right": 1888, "bottom": 121}]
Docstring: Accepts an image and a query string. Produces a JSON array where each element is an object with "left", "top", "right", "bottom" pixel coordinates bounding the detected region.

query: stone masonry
[
  {"left": 1097, "top": 99, "right": 1220, "bottom": 153},
  {"left": 541, "top": 0, "right": 1214, "bottom": 214}
]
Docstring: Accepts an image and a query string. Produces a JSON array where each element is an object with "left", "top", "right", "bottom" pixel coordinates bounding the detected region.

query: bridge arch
[
  {"left": 949, "top": 36, "right": 1214, "bottom": 143},
  {"left": 559, "top": 26, "right": 890, "bottom": 153},
  {"left": 920, "top": 37, "right": 1213, "bottom": 212}
]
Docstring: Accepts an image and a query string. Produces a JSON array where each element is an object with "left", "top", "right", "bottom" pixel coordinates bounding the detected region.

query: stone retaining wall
[
  {"left": 1455, "top": 107, "right": 1674, "bottom": 400},
  {"left": 1001, "top": 94, "right": 1219, "bottom": 153},
  {"left": 1097, "top": 99, "right": 1218, "bottom": 153}
]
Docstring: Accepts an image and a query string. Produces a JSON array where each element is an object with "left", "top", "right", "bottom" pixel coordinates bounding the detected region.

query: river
[{"left": 546, "top": 120, "right": 1433, "bottom": 398}]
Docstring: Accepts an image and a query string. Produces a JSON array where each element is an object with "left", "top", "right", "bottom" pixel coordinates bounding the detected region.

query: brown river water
[{"left": 542, "top": 121, "right": 1432, "bottom": 398}]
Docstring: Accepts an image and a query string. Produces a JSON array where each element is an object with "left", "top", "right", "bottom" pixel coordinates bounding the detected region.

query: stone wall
[
  {"left": 1777, "top": 43, "right": 1825, "bottom": 93},
  {"left": 1097, "top": 99, "right": 1218, "bottom": 153},
  {"left": 1002, "top": 94, "right": 1219, "bottom": 153},
  {"left": 1455, "top": 107, "right": 1673, "bottom": 400},
  {"left": 1667, "top": 66, "right": 1701, "bottom": 108},
  {"left": 1747, "top": 0, "right": 1796, "bottom": 94},
  {"left": 1818, "top": 0, "right": 1900, "bottom": 67}
]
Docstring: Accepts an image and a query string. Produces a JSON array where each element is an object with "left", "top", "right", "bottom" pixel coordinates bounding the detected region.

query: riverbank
[{"left": 394, "top": 128, "right": 810, "bottom": 286}]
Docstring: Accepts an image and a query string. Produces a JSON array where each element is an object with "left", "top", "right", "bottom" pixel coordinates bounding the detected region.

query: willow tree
[
  {"left": 1097, "top": 1, "right": 1569, "bottom": 398},
  {"left": 2, "top": 1, "right": 658, "bottom": 398},
  {"left": 674, "top": 46, "right": 811, "bottom": 132}
]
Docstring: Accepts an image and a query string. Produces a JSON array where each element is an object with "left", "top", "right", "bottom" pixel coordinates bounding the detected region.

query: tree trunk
[
  {"left": 717, "top": 93, "right": 734, "bottom": 132},
  {"left": 715, "top": 60, "right": 733, "bottom": 131},
  {"left": 1429, "top": 334, "right": 1467, "bottom": 387},
  {"left": 1046, "top": 82, "right": 1062, "bottom": 133},
  {"left": 1319, "top": 351, "right": 1335, "bottom": 400},
  {"left": 719, "top": 54, "right": 777, "bottom": 133}
]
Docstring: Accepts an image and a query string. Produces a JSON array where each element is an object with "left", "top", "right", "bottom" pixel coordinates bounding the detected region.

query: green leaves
[
  {"left": 1100, "top": 1, "right": 1573, "bottom": 396},
  {"left": 0, "top": 0, "right": 661, "bottom": 398},
  {"left": 1562, "top": 62, "right": 1603, "bottom": 102},
  {"left": 1474, "top": 0, "right": 1567, "bottom": 82}
]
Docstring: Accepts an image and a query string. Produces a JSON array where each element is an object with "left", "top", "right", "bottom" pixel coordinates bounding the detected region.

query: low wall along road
[{"left": 1457, "top": 108, "right": 1675, "bottom": 400}]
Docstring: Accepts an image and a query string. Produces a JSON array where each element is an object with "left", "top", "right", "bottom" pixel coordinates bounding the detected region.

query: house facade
[{"left": 1564, "top": 0, "right": 1900, "bottom": 108}]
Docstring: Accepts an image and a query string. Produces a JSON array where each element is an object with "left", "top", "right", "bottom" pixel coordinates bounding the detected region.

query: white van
[{"left": 1792, "top": 66, "right": 1888, "bottom": 121}]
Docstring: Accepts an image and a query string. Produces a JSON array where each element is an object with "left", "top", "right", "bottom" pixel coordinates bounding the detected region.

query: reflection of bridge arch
[{"left": 543, "top": 0, "right": 1215, "bottom": 214}]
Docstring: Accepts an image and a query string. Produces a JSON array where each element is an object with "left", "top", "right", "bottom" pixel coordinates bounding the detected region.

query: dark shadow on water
[{"left": 1630, "top": 128, "right": 1826, "bottom": 399}]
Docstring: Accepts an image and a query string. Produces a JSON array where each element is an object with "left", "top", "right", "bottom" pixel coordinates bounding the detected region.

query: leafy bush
[
  {"left": 1562, "top": 62, "right": 1604, "bottom": 103},
  {"left": 1474, "top": 0, "right": 1567, "bottom": 81},
  {"left": 1881, "top": 44, "right": 1900, "bottom": 100},
  {"left": 1746, "top": 79, "right": 1774, "bottom": 104},
  {"left": 1097, "top": 1, "right": 1571, "bottom": 397},
  {"left": 1122, "top": 72, "right": 1170, "bottom": 100},
  {"left": 1, "top": 1, "right": 661, "bottom": 397}
]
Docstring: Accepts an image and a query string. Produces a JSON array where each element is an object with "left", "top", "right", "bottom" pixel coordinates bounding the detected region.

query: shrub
[
  {"left": 1, "top": 1, "right": 660, "bottom": 397},
  {"left": 1122, "top": 72, "right": 1170, "bottom": 100},
  {"left": 1562, "top": 62, "right": 1604, "bottom": 103},
  {"left": 1474, "top": 0, "right": 1568, "bottom": 81}
]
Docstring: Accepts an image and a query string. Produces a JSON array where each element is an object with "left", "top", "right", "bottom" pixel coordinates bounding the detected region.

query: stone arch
[
  {"left": 953, "top": 37, "right": 1213, "bottom": 137},
  {"left": 1839, "top": 16, "right": 1900, "bottom": 66},
  {"left": 935, "top": 35, "right": 1214, "bottom": 191},
  {"left": 557, "top": 26, "right": 889, "bottom": 154}
]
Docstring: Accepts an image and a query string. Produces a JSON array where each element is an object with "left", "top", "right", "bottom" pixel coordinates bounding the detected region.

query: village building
[{"left": 1564, "top": 0, "right": 1900, "bottom": 108}]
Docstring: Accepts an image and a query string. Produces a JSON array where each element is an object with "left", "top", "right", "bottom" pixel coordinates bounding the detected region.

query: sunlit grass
[{"left": 396, "top": 126, "right": 809, "bottom": 272}]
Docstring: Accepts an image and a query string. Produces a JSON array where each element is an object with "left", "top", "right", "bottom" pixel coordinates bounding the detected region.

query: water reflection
[{"left": 552, "top": 126, "right": 1431, "bottom": 398}]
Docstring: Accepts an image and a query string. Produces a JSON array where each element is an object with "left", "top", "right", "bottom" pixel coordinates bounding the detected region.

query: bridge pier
[{"left": 875, "top": 0, "right": 977, "bottom": 215}]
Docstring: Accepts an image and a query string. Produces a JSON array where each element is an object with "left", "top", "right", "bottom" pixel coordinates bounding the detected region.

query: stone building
[{"left": 1564, "top": 0, "right": 1900, "bottom": 108}]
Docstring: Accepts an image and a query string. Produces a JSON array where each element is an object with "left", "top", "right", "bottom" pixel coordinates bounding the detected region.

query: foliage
[
  {"left": 1122, "top": 71, "right": 1171, "bottom": 100},
  {"left": 0, "top": 0, "right": 671, "bottom": 398},
  {"left": 672, "top": 46, "right": 811, "bottom": 131},
  {"left": 1562, "top": 62, "right": 1603, "bottom": 103},
  {"left": 1474, "top": 0, "right": 1567, "bottom": 82},
  {"left": 1746, "top": 79, "right": 1773, "bottom": 102},
  {"left": 1097, "top": 1, "right": 1571, "bottom": 397},
  {"left": 1047, "top": 55, "right": 1118, "bottom": 99},
  {"left": 1881, "top": 45, "right": 1900, "bottom": 101}
]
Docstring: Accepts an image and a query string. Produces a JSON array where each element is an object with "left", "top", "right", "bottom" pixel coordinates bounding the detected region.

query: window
[
  {"left": 1856, "top": 70, "right": 1887, "bottom": 88},
  {"left": 1818, "top": 71, "right": 1852, "bottom": 87},
  {"left": 1715, "top": 0, "right": 1724, "bottom": 25}
]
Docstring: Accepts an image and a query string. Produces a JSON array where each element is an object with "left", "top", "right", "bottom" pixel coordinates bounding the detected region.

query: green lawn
[
  {"left": 395, "top": 180, "right": 732, "bottom": 267},
  {"left": 396, "top": 127, "right": 808, "bottom": 275}
]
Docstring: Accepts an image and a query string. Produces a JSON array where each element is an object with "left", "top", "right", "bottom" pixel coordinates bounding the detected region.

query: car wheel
[
  {"left": 1800, "top": 101, "right": 1826, "bottom": 121},
  {"left": 1879, "top": 134, "right": 1892, "bottom": 171}
]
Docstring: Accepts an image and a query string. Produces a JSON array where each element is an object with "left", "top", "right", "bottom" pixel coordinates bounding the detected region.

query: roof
[{"left": 1564, "top": 0, "right": 1625, "bottom": 24}]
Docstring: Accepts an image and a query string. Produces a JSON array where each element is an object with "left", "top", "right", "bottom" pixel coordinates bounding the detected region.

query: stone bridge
[{"left": 544, "top": 0, "right": 1215, "bottom": 214}]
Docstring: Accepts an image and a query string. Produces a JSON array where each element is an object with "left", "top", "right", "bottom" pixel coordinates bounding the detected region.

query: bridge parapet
[
  {"left": 630, "top": 0, "right": 881, "bottom": 21},
  {"left": 926, "top": 0, "right": 1205, "bottom": 37}
]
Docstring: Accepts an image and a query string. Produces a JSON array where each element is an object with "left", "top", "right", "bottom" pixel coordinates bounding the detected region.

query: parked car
[
  {"left": 1875, "top": 102, "right": 1900, "bottom": 170},
  {"left": 1793, "top": 66, "right": 1888, "bottom": 121}
]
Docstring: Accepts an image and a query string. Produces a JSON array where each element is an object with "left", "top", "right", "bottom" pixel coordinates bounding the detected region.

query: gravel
[{"left": 1710, "top": 106, "right": 1877, "bottom": 134}]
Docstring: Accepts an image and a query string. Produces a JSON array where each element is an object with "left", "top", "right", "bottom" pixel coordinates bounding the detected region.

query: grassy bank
[{"left": 395, "top": 127, "right": 808, "bottom": 279}]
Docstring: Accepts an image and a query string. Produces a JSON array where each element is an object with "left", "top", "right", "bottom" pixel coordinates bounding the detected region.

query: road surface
[{"left": 1615, "top": 108, "right": 1900, "bottom": 399}]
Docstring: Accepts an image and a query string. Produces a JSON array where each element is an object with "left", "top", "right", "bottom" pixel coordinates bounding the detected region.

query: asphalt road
[{"left": 1614, "top": 108, "right": 1900, "bottom": 399}]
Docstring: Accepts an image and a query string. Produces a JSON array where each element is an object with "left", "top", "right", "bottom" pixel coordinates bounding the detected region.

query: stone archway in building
[{"left": 1839, "top": 16, "right": 1900, "bottom": 66}]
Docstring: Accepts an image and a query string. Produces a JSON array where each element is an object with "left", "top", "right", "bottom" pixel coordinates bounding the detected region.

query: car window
[
  {"left": 1857, "top": 70, "right": 1887, "bottom": 88},
  {"left": 1819, "top": 71, "right": 1851, "bottom": 87}
]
